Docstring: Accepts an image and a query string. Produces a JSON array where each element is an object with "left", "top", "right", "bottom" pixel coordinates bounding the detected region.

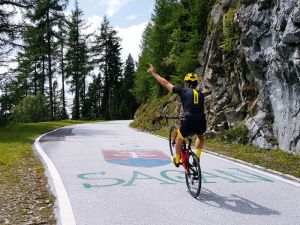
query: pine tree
[
  {"left": 92, "top": 16, "right": 123, "bottom": 119},
  {"left": 0, "top": 0, "right": 32, "bottom": 64},
  {"left": 4, "top": 5, "right": 51, "bottom": 119},
  {"left": 65, "top": 0, "right": 91, "bottom": 119},
  {"left": 133, "top": 0, "right": 180, "bottom": 103},
  {"left": 57, "top": 16, "right": 68, "bottom": 119},
  {"left": 82, "top": 75, "right": 103, "bottom": 119},
  {"left": 134, "top": 23, "right": 154, "bottom": 104},
  {"left": 133, "top": 0, "right": 216, "bottom": 103},
  {"left": 29, "top": 0, "right": 68, "bottom": 120},
  {"left": 17, "top": 25, "right": 47, "bottom": 96},
  {"left": 148, "top": 0, "right": 180, "bottom": 96},
  {"left": 0, "top": 0, "right": 32, "bottom": 126},
  {"left": 120, "top": 54, "right": 138, "bottom": 119},
  {"left": 167, "top": 0, "right": 216, "bottom": 76}
]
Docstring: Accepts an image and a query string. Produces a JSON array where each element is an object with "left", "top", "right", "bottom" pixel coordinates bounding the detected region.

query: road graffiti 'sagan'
[{"left": 78, "top": 168, "right": 274, "bottom": 189}]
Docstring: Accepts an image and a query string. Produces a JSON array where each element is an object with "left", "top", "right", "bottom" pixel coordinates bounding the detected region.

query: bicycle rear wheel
[
  {"left": 169, "top": 125, "right": 177, "bottom": 157},
  {"left": 185, "top": 152, "right": 202, "bottom": 198}
]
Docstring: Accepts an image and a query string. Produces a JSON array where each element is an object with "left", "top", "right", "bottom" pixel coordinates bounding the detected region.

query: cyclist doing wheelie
[{"left": 148, "top": 64, "right": 206, "bottom": 167}]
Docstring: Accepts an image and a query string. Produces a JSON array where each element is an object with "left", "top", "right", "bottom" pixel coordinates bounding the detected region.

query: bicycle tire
[
  {"left": 169, "top": 125, "right": 177, "bottom": 157},
  {"left": 185, "top": 152, "right": 202, "bottom": 198}
]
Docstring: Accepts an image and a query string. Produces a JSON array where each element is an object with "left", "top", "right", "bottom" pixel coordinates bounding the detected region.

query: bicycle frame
[
  {"left": 166, "top": 114, "right": 202, "bottom": 197},
  {"left": 168, "top": 115, "right": 192, "bottom": 175}
]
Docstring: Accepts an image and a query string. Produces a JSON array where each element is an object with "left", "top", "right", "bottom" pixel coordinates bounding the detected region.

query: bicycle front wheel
[
  {"left": 169, "top": 125, "right": 177, "bottom": 157},
  {"left": 185, "top": 152, "right": 202, "bottom": 198}
]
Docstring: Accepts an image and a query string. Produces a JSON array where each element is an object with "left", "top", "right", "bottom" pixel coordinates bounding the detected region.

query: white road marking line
[
  {"left": 34, "top": 131, "right": 76, "bottom": 225},
  {"left": 206, "top": 153, "right": 300, "bottom": 187}
]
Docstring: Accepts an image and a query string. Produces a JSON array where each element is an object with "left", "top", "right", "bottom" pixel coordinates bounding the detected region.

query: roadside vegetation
[
  {"left": 0, "top": 120, "right": 98, "bottom": 224},
  {"left": 204, "top": 139, "right": 300, "bottom": 178},
  {"left": 131, "top": 94, "right": 173, "bottom": 130},
  {"left": 221, "top": 4, "right": 240, "bottom": 53},
  {"left": 154, "top": 124, "right": 300, "bottom": 179},
  {"left": 131, "top": 99, "right": 300, "bottom": 179},
  {"left": 133, "top": 0, "right": 216, "bottom": 104}
]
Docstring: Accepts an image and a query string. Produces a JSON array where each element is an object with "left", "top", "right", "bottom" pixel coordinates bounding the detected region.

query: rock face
[{"left": 199, "top": 0, "right": 300, "bottom": 153}]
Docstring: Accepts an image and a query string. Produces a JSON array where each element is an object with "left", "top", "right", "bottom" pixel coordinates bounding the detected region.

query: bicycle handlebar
[{"left": 165, "top": 114, "right": 184, "bottom": 126}]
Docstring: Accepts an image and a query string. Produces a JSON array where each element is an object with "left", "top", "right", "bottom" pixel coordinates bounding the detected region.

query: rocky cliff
[{"left": 199, "top": 0, "right": 300, "bottom": 153}]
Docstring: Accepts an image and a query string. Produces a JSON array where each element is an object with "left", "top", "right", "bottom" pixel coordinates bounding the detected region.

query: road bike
[{"left": 166, "top": 115, "right": 202, "bottom": 198}]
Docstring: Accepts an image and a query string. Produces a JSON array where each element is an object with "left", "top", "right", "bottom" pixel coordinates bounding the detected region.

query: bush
[
  {"left": 13, "top": 94, "right": 49, "bottom": 123},
  {"left": 221, "top": 7, "right": 239, "bottom": 53},
  {"left": 131, "top": 94, "right": 174, "bottom": 131},
  {"left": 218, "top": 121, "right": 249, "bottom": 144}
]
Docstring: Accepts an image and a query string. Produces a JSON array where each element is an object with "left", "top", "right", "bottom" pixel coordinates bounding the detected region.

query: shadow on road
[
  {"left": 40, "top": 128, "right": 74, "bottom": 142},
  {"left": 198, "top": 188, "right": 281, "bottom": 216},
  {"left": 40, "top": 128, "right": 119, "bottom": 142}
]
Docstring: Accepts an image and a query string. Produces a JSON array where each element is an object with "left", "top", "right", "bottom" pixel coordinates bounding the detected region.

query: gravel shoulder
[{"left": 0, "top": 157, "right": 55, "bottom": 225}]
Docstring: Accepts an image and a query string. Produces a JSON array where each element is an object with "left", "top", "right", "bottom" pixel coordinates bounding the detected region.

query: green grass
[
  {"left": 0, "top": 120, "right": 102, "bottom": 223},
  {"left": 204, "top": 139, "right": 300, "bottom": 178},
  {"left": 0, "top": 120, "right": 100, "bottom": 179}
]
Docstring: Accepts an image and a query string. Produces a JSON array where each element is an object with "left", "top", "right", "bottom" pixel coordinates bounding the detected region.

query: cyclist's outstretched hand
[
  {"left": 147, "top": 63, "right": 174, "bottom": 92},
  {"left": 147, "top": 64, "right": 156, "bottom": 75}
]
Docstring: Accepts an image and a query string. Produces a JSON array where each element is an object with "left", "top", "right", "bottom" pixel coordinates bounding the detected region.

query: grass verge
[
  {"left": 0, "top": 120, "right": 100, "bottom": 224},
  {"left": 204, "top": 139, "right": 300, "bottom": 178},
  {"left": 132, "top": 124, "right": 300, "bottom": 179}
]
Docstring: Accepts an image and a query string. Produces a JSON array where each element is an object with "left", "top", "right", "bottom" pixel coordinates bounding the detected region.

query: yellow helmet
[{"left": 184, "top": 73, "right": 198, "bottom": 82}]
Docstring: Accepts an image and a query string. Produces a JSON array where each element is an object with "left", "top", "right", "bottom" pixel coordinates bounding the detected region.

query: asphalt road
[{"left": 37, "top": 121, "right": 300, "bottom": 225}]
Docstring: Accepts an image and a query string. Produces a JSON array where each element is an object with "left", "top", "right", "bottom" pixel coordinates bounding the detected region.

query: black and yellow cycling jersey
[
  {"left": 172, "top": 86, "right": 206, "bottom": 138},
  {"left": 172, "top": 86, "right": 205, "bottom": 118}
]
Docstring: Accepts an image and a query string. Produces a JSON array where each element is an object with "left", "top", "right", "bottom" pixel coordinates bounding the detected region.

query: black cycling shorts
[{"left": 178, "top": 116, "right": 206, "bottom": 139}]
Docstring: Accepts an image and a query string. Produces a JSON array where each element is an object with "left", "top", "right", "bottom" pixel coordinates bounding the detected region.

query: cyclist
[{"left": 148, "top": 64, "right": 206, "bottom": 167}]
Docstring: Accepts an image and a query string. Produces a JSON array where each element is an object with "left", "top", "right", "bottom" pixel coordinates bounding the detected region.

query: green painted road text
[{"left": 78, "top": 168, "right": 274, "bottom": 189}]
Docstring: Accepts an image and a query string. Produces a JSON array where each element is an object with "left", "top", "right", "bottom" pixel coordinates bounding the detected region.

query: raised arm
[{"left": 147, "top": 64, "right": 174, "bottom": 92}]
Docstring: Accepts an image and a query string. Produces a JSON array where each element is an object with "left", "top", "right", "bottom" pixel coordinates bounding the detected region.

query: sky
[{"left": 67, "top": 0, "right": 156, "bottom": 62}]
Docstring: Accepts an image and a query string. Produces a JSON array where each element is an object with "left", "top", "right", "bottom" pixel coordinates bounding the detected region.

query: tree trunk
[
  {"left": 75, "top": 17, "right": 80, "bottom": 119},
  {"left": 61, "top": 41, "right": 66, "bottom": 118},
  {"left": 47, "top": 9, "right": 54, "bottom": 120},
  {"left": 46, "top": 9, "right": 53, "bottom": 120},
  {"left": 34, "top": 60, "right": 37, "bottom": 95},
  {"left": 75, "top": 72, "right": 80, "bottom": 119},
  {"left": 42, "top": 54, "right": 45, "bottom": 95}
]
